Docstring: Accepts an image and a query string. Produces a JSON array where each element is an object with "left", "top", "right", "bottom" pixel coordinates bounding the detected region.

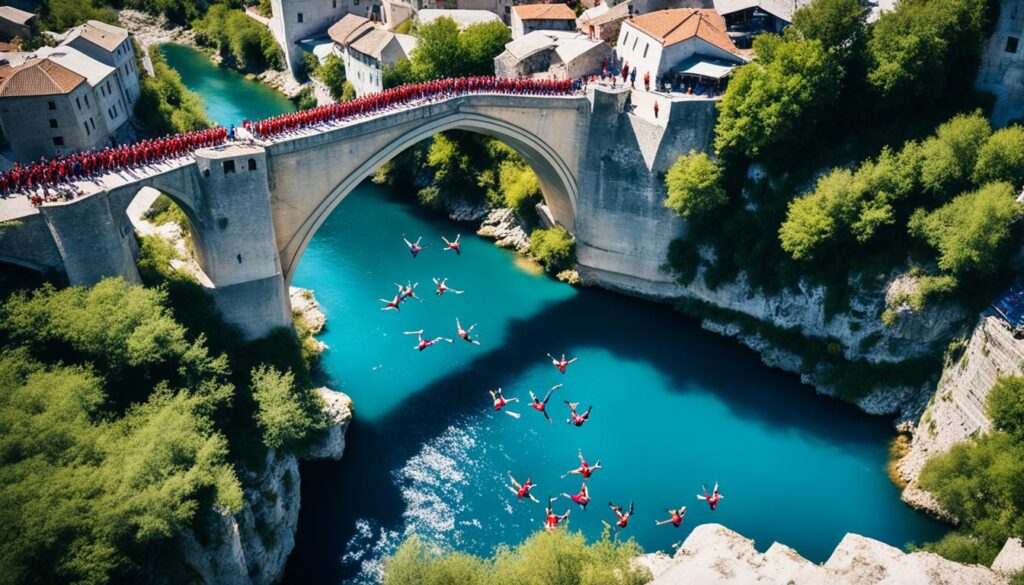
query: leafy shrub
[
  {"left": 136, "top": 46, "right": 211, "bottom": 135},
  {"left": 664, "top": 150, "right": 727, "bottom": 218},
  {"left": 530, "top": 227, "right": 575, "bottom": 273},
  {"left": 382, "top": 530, "right": 650, "bottom": 585}
]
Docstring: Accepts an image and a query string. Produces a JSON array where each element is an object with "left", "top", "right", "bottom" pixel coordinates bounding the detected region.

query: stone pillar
[
  {"left": 193, "top": 144, "right": 291, "bottom": 339},
  {"left": 40, "top": 192, "right": 141, "bottom": 285}
]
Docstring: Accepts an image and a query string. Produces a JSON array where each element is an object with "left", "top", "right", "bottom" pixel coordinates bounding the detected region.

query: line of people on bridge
[
  {"left": 2, "top": 76, "right": 582, "bottom": 202},
  {"left": 246, "top": 76, "right": 580, "bottom": 140},
  {"left": 2, "top": 127, "right": 228, "bottom": 204}
]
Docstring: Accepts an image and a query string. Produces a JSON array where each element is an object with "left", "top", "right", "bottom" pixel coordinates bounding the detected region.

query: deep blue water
[{"left": 161, "top": 44, "right": 947, "bottom": 585}]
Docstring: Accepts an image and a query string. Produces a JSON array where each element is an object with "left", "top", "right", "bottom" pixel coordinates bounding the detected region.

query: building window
[
  {"left": 248, "top": 158, "right": 257, "bottom": 170},
  {"left": 1007, "top": 36, "right": 1019, "bottom": 53},
  {"left": 332, "top": 0, "right": 337, "bottom": 7},
  {"left": 47, "top": 101, "right": 56, "bottom": 110},
  {"left": 84, "top": 122, "right": 90, "bottom": 135},
  {"left": 52, "top": 136, "right": 64, "bottom": 146},
  {"left": 90, "top": 118, "right": 96, "bottom": 130},
  {"left": 106, "top": 80, "right": 111, "bottom": 93},
  {"left": 76, "top": 97, "right": 81, "bottom": 109},
  {"left": 632, "top": 37, "right": 637, "bottom": 50},
  {"left": 622, "top": 31, "right": 628, "bottom": 45},
  {"left": 84, "top": 95, "right": 89, "bottom": 107},
  {"left": 643, "top": 44, "right": 649, "bottom": 58},
  {"left": 49, "top": 119, "right": 58, "bottom": 128},
  {"left": 223, "top": 160, "right": 236, "bottom": 174},
  {"left": 297, "top": 12, "right": 303, "bottom": 23}
]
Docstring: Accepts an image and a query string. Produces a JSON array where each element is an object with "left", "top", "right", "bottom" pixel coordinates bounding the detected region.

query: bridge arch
[{"left": 280, "top": 111, "right": 580, "bottom": 285}]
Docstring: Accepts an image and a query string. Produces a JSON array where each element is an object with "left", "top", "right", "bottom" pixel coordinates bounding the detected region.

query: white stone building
[
  {"left": 511, "top": 4, "right": 577, "bottom": 39},
  {"left": 0, "top": 58, "right": 108, "bottom": 160},
  {"left": 270, "top": 0, "right": 382, "bottom": 76},
  {"left": 0, "top": 20, "right": 140, "bottom": 162},
  {"left": 61, "top": 20, "right": 141, "bottom": 109},
  {"left": 615, "top": 8, "right": 744, "bottom": 85},
  {"left": 329, "top": 13, "right": 417, "bottom": 96}
]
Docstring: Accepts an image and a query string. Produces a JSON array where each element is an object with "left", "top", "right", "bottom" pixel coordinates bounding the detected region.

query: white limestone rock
[
  {"left": 180, "top": 450, "right": 301, "bottom": 585},
  {"left": 993, "top": 538, "right": 1024, "bottom": 575},
  {"left": 304, "top": 387, "right": 353, "bottom": 461},
  {"left": 898, "top": 315, "right": 1024, "bottom": 513},
  {"left": 477, "top": 207, "right": 530, "bottom": 253},
  {"left": 644, "top": 524, "right": 1007, "bottom": 585},
  {"left": 289, "top": 286, "right": 326, "bottom": 335},
  {"left": 824, "top": 533, "right": 1006, "bottom": 585}
]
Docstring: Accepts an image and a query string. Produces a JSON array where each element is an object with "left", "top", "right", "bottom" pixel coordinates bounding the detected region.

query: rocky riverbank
[
  {"left": 118, "top": 10, "right": 307, "bottom": 100},
  {"left": 637, "top": 523, "right": 1022, "bottom": 584},
  {"left": 897, "top": 313, "right": 1024, "bottom": 513}
]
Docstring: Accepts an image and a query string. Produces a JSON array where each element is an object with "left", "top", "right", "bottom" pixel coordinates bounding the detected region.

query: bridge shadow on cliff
[{"left": 282, "top": 285, "right": 893, "bottom": 584}]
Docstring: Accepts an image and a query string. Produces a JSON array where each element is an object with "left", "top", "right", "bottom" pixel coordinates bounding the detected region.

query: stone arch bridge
[{"left": 0, "top": 88, "right": 716, "bottom": 337}]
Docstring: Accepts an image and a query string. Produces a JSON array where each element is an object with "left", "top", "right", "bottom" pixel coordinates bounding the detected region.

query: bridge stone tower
[{"left": 192, "top": 145, "right": 292, "bottom": 338}]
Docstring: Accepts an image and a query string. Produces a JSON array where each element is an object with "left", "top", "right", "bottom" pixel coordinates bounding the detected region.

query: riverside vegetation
[{"left": 0, "top": 234, "right": 328, "bottom": 583}]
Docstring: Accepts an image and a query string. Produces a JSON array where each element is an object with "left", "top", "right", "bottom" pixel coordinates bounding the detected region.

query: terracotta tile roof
[
  {"left": 0, "top": 5, "right": 34, "bottom": 25},
  {"left": 626, "top": 8, "right": 738, "bottom": 54},
  {"left": 0, "top": 57, "right": 85, "bottom": 97},
  {"left": 513, "top": 3, "right": 577, "bottom": 21},
  {"left": 66, "top": 20, "right": 129, "bottom": 53},
  {"left": 328, "top": 13, "right": 373, "bottom": 46}
]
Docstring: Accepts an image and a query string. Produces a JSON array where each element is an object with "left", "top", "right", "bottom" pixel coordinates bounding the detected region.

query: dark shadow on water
[{"left": 282, "top": 284, "right": 912, "bottom": 584}]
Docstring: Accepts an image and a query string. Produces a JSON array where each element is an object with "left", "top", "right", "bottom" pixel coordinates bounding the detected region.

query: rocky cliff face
[
  {"left": 637, "top": 523, "right": 1013, "bottom": 585},
  {"left": 898, "top": 314, "right": 1024, "bottom": 513},
  {"left": 178, "top": 388, "right": 352, "bottom": 584}
]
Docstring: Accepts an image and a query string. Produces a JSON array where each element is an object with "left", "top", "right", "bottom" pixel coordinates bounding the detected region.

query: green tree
[
  {"left": 38, "top": 0, "right": 117, "bottom": 30},
  {"left": 383, "top": 58, "right": 417, "bottom": 89},
  {"left": 530, "top": 226, "right": 575, "bottom": 273},
  {"left": 251, "top": 365, "right": 326, "bottom": 451},
  {"left": 908, "top": 181, "right": 1020, "bottom": 276},
  {"left": 381, "top": 530, "right": 650, "bottom": 585},
  {"left": 318, "top": 54, "right": 348, "bottom": 100},
  {"left": 918, "top": 111, "right": 991, "bottom": 197},
  {"left": 714, "top": 36, "right": 842, "bottom": 159},
  {"left": 664, "top": 150, "right": 727, "bottom": 219},
  {"left": 136, "top": 47, "right": 211, "bottom": 135},
  {"left": 459, "top": 21, "right": 511, "bottom": 75},
  {"left": 974, "top": 126, "right": 1024, "bottom": 189},
  {"left": 920, "top": 432, "right": 1024, "bottom": 564},
  {"left": 989, "top": 376, "right": 1024, "bottom": 443},
  {"left": 867, "top": 0, "right": 992, "bottom": 108},
  {"left": 790, "top": 0, "right": 867, "bottom": 56},
  {"left": 410, "top": 17, "right": 466, "bottom": 80}
]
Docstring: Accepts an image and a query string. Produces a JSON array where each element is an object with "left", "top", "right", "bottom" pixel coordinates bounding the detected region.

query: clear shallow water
[
  {"left": 158, "top": 43, "right": 295, "bottom": 127},
  {"left": 160, "top": 44, "right": 947, "bottom": 585}
]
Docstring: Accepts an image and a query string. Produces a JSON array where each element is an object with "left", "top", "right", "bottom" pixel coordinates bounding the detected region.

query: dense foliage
[
  {"left": 136, "top": 46, "right": 212, "bottom": 134},
  {"left": 664, "top": 150, "right": 727, "bottom": 219},
  {"left": 317, "top": 54, "right": 348, "bottom": 101},
  {"left": 193, "top": 4, "right": 282, "bottom": 72},
  {"left": 0, "top": 259, "right": 327, "bottom": 583},
  {"left": 36, "top": 0, "right": 118, "bottom": 30},
  {"left": 919, "top": 376, "right": 1024, "bottom": 564},
  {"left": 383, "top": 18, "right": 510, "bottom": 88},
  {"left": 530, "top": 226, "right": 575, "bottom": 274},
  {"left": 382, "top": 530, "right": 650, "bottom": 585}
]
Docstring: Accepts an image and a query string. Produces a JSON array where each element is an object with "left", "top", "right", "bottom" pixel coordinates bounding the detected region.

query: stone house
[
  {"left": 329, "top": 13, "right": 416, "bottom": 95},
  {"left": 615, "top": 8, "right": 744, "bottom": 85},
  {"left": 0, "top": 5, "right": 34, "bottom": 42},
  {"left": 0, "top": 58, "right": 109, "bottom": 160},
  {"left": 577, "top": 1, "right": 631, "bottom": 43},
  {"left": 494, "top": 29, "right": 611, "bottom": 79},
  {"left": 511, "top": 4, "right": 577, "bottom": 39},
  {"left": 61, "top": 20, "right": 141, "bottom": 108},
  {"left": 270, "top": 0, "right": 383, "bottom": 77},
  {"left": 712, "top": 0, "right": 807, "bottom": 47}
]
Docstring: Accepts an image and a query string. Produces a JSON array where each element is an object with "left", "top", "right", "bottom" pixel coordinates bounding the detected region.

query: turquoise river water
[{"left": 160, "top": 44, "right": 947, "bottom": 584}]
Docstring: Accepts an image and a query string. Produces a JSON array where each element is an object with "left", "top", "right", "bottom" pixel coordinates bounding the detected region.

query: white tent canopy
[{"left": 675, "top": 56, "right": 736, "bottom": 80}]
